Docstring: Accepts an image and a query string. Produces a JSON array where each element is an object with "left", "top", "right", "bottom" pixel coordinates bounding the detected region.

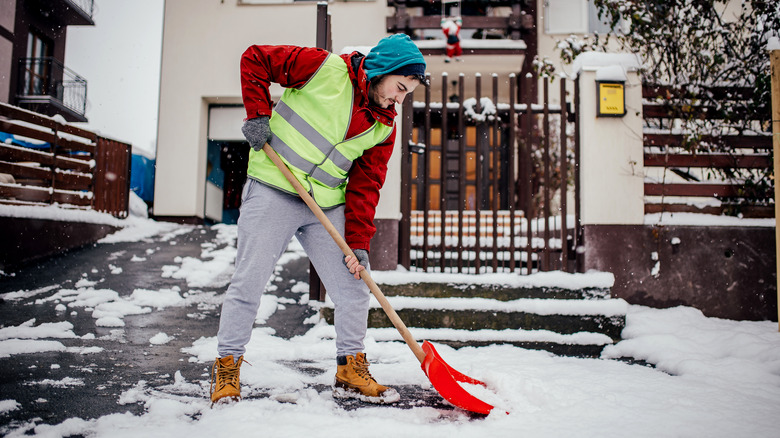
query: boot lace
[
  {"left": 210, "top": 357, "right": 250, "bottom": 396},
  {"left": 354, "top": 356, "right": 376, "bottom": 383}
]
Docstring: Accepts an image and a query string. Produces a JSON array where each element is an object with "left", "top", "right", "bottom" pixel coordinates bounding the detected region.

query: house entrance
[
  {"left": 205, "top": 141, "right": 249, "bottom": 225},
  {"left": 399, "top": 73, "right": 581, "bottom": 274}
]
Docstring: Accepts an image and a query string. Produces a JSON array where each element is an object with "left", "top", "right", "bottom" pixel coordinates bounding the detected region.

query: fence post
[
  {"left": 576, "top": 55, "right": 644, "bottom": 228},
  {"left": 771, "top": 48, "right": 780, "bottom": 330},
  {"left": 575, "top": 54, "right": 644, "bottom": 275}
]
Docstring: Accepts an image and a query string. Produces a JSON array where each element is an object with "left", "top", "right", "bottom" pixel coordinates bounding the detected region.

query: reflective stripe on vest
[{"left": 269, "top": 100, "right": 352, "bottom": 188}]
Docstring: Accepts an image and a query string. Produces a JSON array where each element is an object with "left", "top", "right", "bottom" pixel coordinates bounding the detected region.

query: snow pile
[
  {"left": 0, "top": 319, "right": 99, "bottom": 358},
  {"left": 5, "top": 306, "right": 779, "bottom": 437},
  {"left": 161, "top": 224, "right": 237, "bottom": 288},
  {"left": 36, "top": 286, "right": 191, "bottom": 328},
  {"left": 1, "top": 220, "right": 779, "bottom": 437},
  {"left": 371, "top": 269, "right": 615, "bottom": 290}
]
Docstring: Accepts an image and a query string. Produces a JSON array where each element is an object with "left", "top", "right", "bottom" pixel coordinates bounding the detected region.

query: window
[
  {"left": 24, "top": 31, "right": 53, "bottom": 95},
  {"left": 544, "top": 0, "right": 616, "bottom": 35}
]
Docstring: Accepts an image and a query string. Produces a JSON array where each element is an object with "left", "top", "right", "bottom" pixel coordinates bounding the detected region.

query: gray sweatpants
[{"left": 217, "top": 179, "right": 371, "bottom": 358}]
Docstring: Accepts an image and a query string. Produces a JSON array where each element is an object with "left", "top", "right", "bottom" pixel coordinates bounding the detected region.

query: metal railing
[
  {"left": 68, "top": 0, "right": 95, "bottom": 18},
  {"left": 17, "top": 57, "right": 87, "bottom": 117}
]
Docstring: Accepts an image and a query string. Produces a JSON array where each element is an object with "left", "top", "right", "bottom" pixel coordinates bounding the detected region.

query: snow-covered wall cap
[
  {"left": 572, "top": 52, "right": 642, "bottom": 76},
  {"left": 767, "top": 36, "right": 780, "bottom": 51},
  {"left": 595, "top": 64, "right": 627, "bottom": 82}
]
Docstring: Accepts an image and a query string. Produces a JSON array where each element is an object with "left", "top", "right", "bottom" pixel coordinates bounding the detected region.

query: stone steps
[{"left": 317, "top": 271, "right": 626, "bottom": 358}]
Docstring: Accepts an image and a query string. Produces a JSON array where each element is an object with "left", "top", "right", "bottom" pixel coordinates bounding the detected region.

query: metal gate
[{"left": 399, "top": 73, "right": 581, "bottom": 274}]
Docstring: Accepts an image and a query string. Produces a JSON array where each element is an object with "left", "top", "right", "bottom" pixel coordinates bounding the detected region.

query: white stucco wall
[
  {"left": 154, "top": 0, "right": 393, "bottom": 219},
  {"left": 576, "top": 54, "right": 644, "bottom": 225}
]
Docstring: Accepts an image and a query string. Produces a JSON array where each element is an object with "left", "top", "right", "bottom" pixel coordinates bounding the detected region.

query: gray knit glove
[
  {"left": 242, "top": 116, "right": 272, "bottom": 151},
  {"left": 343, "top": 249, "right": 369, "bottom": 270}
]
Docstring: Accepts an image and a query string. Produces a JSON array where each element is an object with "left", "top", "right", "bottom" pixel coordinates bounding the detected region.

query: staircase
[{"left": 317, "top": 271, "right": 627, "bottom": 358}]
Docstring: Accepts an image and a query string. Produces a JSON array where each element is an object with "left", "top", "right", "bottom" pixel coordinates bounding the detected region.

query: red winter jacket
[{"left": 240, "top": 45, "right": 397, "bottom": 252}]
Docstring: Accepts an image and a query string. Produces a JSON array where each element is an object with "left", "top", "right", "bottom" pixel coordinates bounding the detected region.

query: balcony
[
  {"left": 16, "top": 57, "right": 88, "bottom": 123},
  {"left": 386, "top": 0, "right": 530, "bottom": 40},
  {"left": 26, "top": 0, "right": 95, "bottom": 26}
]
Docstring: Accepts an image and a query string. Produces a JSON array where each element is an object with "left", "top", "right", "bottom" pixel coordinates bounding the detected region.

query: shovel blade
[{"left": 420, "top": 341, "right": 496, "bottom": 415}]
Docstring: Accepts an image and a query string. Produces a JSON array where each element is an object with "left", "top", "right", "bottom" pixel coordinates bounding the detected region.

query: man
[{"left": 210, "top": 34, "right": 426, "bottom": 405}]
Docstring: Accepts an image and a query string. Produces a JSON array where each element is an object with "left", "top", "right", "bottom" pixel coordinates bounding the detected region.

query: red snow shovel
[{"left": 264, "top": 144, "right": 500, "bottom": 415}]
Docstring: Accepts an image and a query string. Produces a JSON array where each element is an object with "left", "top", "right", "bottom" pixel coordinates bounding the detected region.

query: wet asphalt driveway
[{"left": 0, "top": 225, "right": 452, "bottom": 431}]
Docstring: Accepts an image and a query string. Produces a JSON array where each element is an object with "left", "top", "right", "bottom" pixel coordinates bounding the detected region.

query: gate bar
[
  {"left": 523, "top": 74, "right": 534, "bottom": 273},
  {"left": 492, "top": 74, "right": 500, "bottom": 272},
  {"left": 457, "top": 74, "right": 466, "bottom": 273},
  {"left": 509, "top": 74, "right": 517, "bottom": 272},
  {"left": 543, "top": 79, "right": 552, "bottom": 271},
  {"left": 422, "top": 74, "right": 432, "bottom": 271},
  {"left": 440, "top": 73, "right": 448, "bottom": 272},
  {"left": 559, "top": 78, "right": 569, "bottom": 272},
  {"left": 474, "top": 74, "right": 483, "bottom": 274}
]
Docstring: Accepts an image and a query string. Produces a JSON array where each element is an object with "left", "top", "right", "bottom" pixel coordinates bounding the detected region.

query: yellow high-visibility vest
[{"left": 246, "top": 54, "right": 394, "bottom": 208}]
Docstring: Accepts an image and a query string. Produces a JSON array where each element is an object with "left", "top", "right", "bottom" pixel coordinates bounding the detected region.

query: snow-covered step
[
  {"left": 322, "top": 295, "right": 625, "bottom": 338},
  {"left": 317, "top": 295, "right": 627, "bottom": 357},
  {"left": 365, "top": 327, "right": 616, "bottom": 358},
  {"left": 371, "top": 270, "right": 615, "bottom": 301},
  {"left": 315, "top": 270, "right": 624, "bottom": 357}
]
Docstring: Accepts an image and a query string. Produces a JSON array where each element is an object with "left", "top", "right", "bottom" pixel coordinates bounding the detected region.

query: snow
[
  {"left": 371, "top": 269, "right": 615, "bottom": 290},
  {"left": 767, "top": 36, "right": 780, "bottom": 51},
  {"left": 595, "top": 64, "right": 627, "bottom": 82},
  {"left": 645, "top": 212, "right": 775, "bottom": 227},
  {"left": 572, "top": 52, "right": 643, "bottom": 75},
  {"left": 1, "top": 203, "right": 779, "bottom": 437}
]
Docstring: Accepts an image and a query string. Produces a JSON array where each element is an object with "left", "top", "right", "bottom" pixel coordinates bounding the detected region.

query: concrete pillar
[{"left": 574, "top": 53, "right": 644, "bottom": 226}]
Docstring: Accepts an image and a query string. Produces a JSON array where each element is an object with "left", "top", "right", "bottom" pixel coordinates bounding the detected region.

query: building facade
[{"left": 0, "top": 0, "right": 94, "bottom": 122}]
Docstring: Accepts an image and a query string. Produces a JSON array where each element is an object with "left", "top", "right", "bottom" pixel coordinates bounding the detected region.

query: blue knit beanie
[{"left": 364, "top": 34, "right": 426, "bottom": 82}]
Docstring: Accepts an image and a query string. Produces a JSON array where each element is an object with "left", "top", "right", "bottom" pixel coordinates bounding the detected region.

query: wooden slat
[
  {"left": 645, "top": 203, "right": 774, "bottom": 218},
  {"left": 0, "top": 102, "right": 97, "bottom": 143},
  {"left": 645, "top": 182, "right": 742, "bottom": 197},
  {"left": 0, "top": 160, "right": 51, "bottom": 180},
  {"left": 0, "top": 144, "right": 54, "bottom": 166},
  {"left": 54, "top": 172, "right": 92, "bottom": 191},
  {"left": 0, "top": 184, "right": 91, "bottom": 206},
  {"left": 645, "top": 203, "right": 724, "bottom": 215},
  {"left": 644, "top": 153, "right": 772, "bottom": 168},
  {"left": 0, "top": 144, "right": 92, "bottom": 172},
  {"left": 644, "top": 133, "right": 772, "bottom": 150},
  {"left": 0, "top": 120, "right": 96, "bottom": 154},
  {"left": 643, "top": 104, "right": 753, "bottom": 120},
  {"left": 643, "top": 84, "right": 754, "bottom": 100},
  {"left": 0, "top": 120, "right": 57, "bottom": 145}
]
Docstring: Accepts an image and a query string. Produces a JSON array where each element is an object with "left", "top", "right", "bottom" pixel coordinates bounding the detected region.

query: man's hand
[
  {"left": 343, "top": 249, "right": 369, "bottom": 280},
  {"left": 242, "top": 116, "right": 272, "bottom": 151}
]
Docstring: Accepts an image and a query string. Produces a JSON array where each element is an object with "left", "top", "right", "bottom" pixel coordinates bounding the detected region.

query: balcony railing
[
  {"left": 67, "top": 0, "right": 95, "bottom": 20},
  {"left": 17, "top": 57, "right": 87, "bottom": 119}
]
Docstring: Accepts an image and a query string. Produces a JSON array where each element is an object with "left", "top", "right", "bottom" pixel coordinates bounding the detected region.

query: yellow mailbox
[{"left": 597, "top": 81, "right": 626, "bottom": 117}]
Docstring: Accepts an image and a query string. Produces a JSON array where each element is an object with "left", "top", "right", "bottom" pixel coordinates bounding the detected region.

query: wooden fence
[
  {"left": 642, "top": 84, "right": 774, "bottom": 217},
  {"left": 400, "top": 73, "right": 578, "bottom": 274},
  {"left": 0, "top": 102, "right": 131, "bottom": 217}
]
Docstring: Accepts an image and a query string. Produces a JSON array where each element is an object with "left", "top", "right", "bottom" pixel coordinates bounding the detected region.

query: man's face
[{"left": 368, "top": 75, "right": 421, "bottom": 109}]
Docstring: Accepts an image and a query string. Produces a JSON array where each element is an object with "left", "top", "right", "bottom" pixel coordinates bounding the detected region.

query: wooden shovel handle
[{"left": 262, "top": 144, "right": 427, "bottom": 363}]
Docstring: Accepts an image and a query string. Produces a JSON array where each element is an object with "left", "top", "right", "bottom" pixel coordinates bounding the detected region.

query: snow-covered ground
[{"left": 1, "top": 205, "right": 779, "bottom": 437}]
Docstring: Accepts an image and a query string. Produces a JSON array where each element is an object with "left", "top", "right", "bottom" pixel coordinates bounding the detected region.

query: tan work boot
[
  {"left": 210, "top": 355, "right": 244, "bottom": 405},
  {"left": 334, "top": 352, "right": 400, "bottom": 404}
]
